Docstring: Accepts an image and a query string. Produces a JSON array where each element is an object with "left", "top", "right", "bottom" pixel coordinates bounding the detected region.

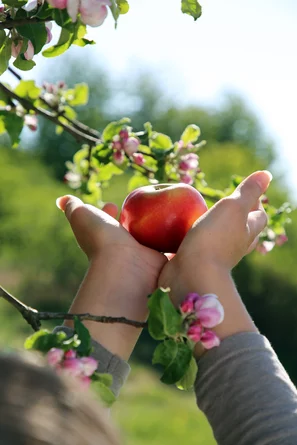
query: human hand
[
  {"left": 56, "top": 195, "right": 167, "bottom": 360},
  {"left": 158, "top": 171, "right": 272, "bottom": 344}
]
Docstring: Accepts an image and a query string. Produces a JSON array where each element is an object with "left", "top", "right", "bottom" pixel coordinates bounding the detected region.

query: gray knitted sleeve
[
  {"left": 195, "top": 332, "right": 297, "bottom": 445},
  {"left": 53, "top": 326, "right": 130, "bottom": 397}
]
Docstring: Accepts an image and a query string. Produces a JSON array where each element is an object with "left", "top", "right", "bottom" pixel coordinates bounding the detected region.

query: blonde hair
[{"left": 0, "top": 352, "right": 120, "bottom": 445}]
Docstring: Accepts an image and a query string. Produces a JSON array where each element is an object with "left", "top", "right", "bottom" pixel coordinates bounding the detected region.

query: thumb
[
  {"left": 233, "top": 170, "right": 272, "bottom": 212},
  {"left": 56, "top": 195, "right": 84, "bottom": 222}
]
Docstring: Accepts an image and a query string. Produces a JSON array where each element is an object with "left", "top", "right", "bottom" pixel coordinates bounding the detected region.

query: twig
[
  {"left": 7, "top": 66, "right": 101, "bottom": 140},
  {"left": 0, "top": 17, "right": 49, "bottom": 30},
  {"left": 0, "top": 82, "right": 99, "bottom": 145},
  {"left": 0, "top": 285, "right": 146, "bottom": 332}
]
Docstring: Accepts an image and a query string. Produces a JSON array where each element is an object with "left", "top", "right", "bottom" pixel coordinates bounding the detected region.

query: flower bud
[
  {"left": 24, "top": 114, "right": 38, "bottom": 131},
  {"left": 0, "top": 4, "right": 4, "bottom": 13},
  {"left": 64, "top": 349, "right": 76, "bottom": 359},
  {"left": 119, "top": 129, "right": 129, "bottom": 141},
  {"left": 11, "top": 40, "right": 23, "bottom": 58},
  {"left": 180, "top": 300, "right": 194, "bottom": 314},
  {"left": 124, "top": 137, "right": 140, "bottom": 156},
  {"left": 45, "top": 22, "right": 53, "bottom": 44},
  {"left": 24, "top": 40, "right": 34, "bottom": 60},
  {"left": 79, "top": 0, "right": 111, "bottom": 27},
  {"left": 80, "top": 356, "right": 98, "bottom": 376},
  {"left": 187, "top": 322, "right": 203, "bottom": 343},
  {"left": 180, "top": 173, "right": 193, "bottom": 185},
  {"left": 179, "top": 153, "right": 199, "bottom": 171},
  {"left": 46, "top": 0, "right": 68, "bottom": 8},
  {"left": 113, "top": 150, "right": 125, "bottom": 165},
  {"left": 275, "top": 234, "right": 288, "bottom": 246},
  {"left": 47, "top": 348, "right": 64, "bottom": 366},
  {"left": 256, "top": 240, "right": 275, "bottom": 255},
  {"left": 195, "top": 294, "right": 224, "bottom": 328},
  {"left": 112, "top": 140, "right": 122, "bottom": 151},
  {"left": 200, "top": 329, "right": 220, "bottom": 349},
  {"left": 132, "top": 153, "right": 145, "bottom": 166},
  {"left": 62, "top": 358, "right": 82, "bottom": 377}
]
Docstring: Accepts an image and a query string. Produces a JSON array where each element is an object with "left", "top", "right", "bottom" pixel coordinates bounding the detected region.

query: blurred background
[{"left": 1, "top": 0, "right": 297, "bottom": 443}]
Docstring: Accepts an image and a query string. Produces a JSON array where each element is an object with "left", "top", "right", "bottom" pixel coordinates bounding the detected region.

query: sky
[{"left": 3, "top": 0, "right": 297, "bottom": 196}]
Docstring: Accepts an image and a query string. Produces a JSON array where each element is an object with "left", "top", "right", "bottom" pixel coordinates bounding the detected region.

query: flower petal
[{"left": 201, "top": 330, "right": 220, "bottom": 349}]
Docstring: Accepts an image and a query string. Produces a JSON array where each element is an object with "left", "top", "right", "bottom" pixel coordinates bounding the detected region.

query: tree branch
[
  {"left": 7, "top": 66, "right": 101, "bottom": 140},
  {"left": 0, "top": 17, "right": 49, "bottom": 30},
  {"left": 0, "top": 82, "right": 99, "bottom": 145},
  {"left": 0, "top": 285, "right": 146, "bottom": 332}
]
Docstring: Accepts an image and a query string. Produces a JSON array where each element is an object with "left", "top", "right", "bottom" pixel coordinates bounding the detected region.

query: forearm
[
  {"left": 64, "top": 253, "right": 151, "bottom": 361},
  {"left": 195, "top": 332, "right": 297, "bottom": 445}
]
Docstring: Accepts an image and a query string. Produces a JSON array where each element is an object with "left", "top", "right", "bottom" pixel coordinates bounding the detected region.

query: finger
[
  {"left": 56, "top": 195, "right": 84, "bottom": 222},
  {"left": 232, "top": 170, "right": 272, "bottom": 213},
  {"left": 102, "top": 202, "right": 118, "bottom": 219},
  {"left": 246, "top": 235, "right": 259, "bottom": 254},
  {"left": 247, "top": 208, "right": 268, "bottom": 242}
]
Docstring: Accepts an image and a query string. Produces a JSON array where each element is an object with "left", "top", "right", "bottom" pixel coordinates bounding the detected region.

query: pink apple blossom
[
  {"left": 64, "top": 349, "right": 77, "bottom": 359},
  {"left": 47, "top": 0, "right": 68, "bottom": 8},
  {"left": 0, "top": 4, "right": 4, "bottom": 13},
  {"left": 112, "top": 140, "right": 122, "bottom": 151},
  {"left": 179, "top": 153, "right": 199, "bottom": 171},
  {"left": 275, "top": 234, "right": 288, "bottom": 246},
  {"left": 80, "top": 356, "right": 98, "bottom": 376},
  {"left": 200, "top": 330, "right": 220, "bottom": 349},
  {"left": 119, "top": 129, "right": 129, "bottom": 141},
  {"left": 132, "top": 153, "right": 145, "bottom": 166},
  {"left": 113, "top": 150, "right": 125, "bottom": 165},
  {"left": 187, "top": 322, "right": 203, "bottom": 343},
  {"left": 23, "top": 0, "right": 38, "bottom": 11},
  {"left": 180, "top": 173, "right": 193, "bottom": 185},
  {"left": 46, "top": 22, "right": 53, "bottom": 44},
  {"left": 24, "top": 114, "right": 38, "bottom": 131},
  {"left": 195, "top": 294, "right": 224, "bottom": 328},
  {"left": 24, "top": 40, "right": 34, "bottom": 60},
  {"left": 47, "top": 348, "right": 64, "bottom": 366},
  {"left": 124, "top": 137, "right": 140, "bottom": 156},
  {"left": 79, "top": 0, "right": 110, "bottom": 27},
  {"left": 180, "top": 299, "right": 194, "bottom": 314},
  {"left": 256, "top": 240, "right": 275, "bottom": 255},
  {"left": 11, "top": 41, "right": 23, "bottom": 59},
  {"left": 63, "top": 358, "right": 83, "bottom": 377},
  {"left": 185, "top": 292, "right": 200, "bottom": 303}
]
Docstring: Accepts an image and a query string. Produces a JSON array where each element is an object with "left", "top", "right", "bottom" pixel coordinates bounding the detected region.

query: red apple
[{"left": 119, "top": 183, "right": 208, "bottom": 253}]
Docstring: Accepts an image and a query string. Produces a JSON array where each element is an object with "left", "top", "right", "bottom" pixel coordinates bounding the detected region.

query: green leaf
[
  {"left": 0, "top": 112, "right": 24, "bottom": 147},
  {"left": 94, "top": 381, "right": 116, "bottom": 406},
  {"left": 16, "top": 23, "right": 47, "bottom": 54},
  {"left": 65, "top": 83, "right": 89, "bottom": 107},
  {"left": 93, "top": 145, "right": 112, "bottom": 165},
  {"left": 74, "top": 146, "right": 89, "bottom": 165},
  {"left": 150, "top": 132, "right": 173, "bottom": 150},
  {"left": 0, "top": 30, "right": 6, "bottom": 48},
  {"left": 13, "top": 56, "right": 36, "bottom": 71},
  {"left": 0, "top": 37, "right": 12, "bottom": 75},
  {"left": 35, "top": 2, "right": 52, "bottom": 18},
  {"left": 93, "top": 372, "right": 113, "bottom": 387},
  {"left": 24, "top": 330, "right": 67, "bottom": 351},
  {"left": 14, "top": 80, "right": 41, "bottom": 100},
  {"left": 73, "top": 37, "right": 96, "bottom": 47},
  {"left": 153, "top": 339, "right": 193, "bottom": 385},
  {"left": 102, "top": 118, "right": 131, "bottom": 142},
  {"left": 43, "top": 28, "right": 73, "bottom": 57},
  {"left": 181, "top": 0, "right": 202, "bottom": 20},
  {"left": 97, "top": 162, "right": 124, "bottom": 181},
  {"left": 181, "top": 124, "right": 201, "bottom": 145},
  {"left": 74, "top": 317, "right": 92, "bottom": 356},
  {"left": 117, "top": 0, "right": 129, "bottom": 14},
  {"left": 176, "top": 356, "right": 198, "bottom": 390},
  {"left": 4, "top": 0, "right": 27, "bottom": 5},
  {"left": 53, "top": 8, "right": 72, "bottom": 27},
  {"left": 147, "top": 288, "right": 183, "bottom": 340},
  {"left": 128, "top": 173, "right": 150, "bottom": 192}
]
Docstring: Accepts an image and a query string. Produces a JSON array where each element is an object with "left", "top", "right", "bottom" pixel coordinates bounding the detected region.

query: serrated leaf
[
  {"left": 74, "top": 317, "right": 92, "bottom": 356},
  {"left": 24, "top": 329, "right": 67, "bottom": 351},
  {"left": 181, "top": 0, "right": 202, "bottom": 20},
  {"left": 102, "top": 118, "right": 131, "bottom": 142},
  {"left": 14, "top": 80, "right": 41, "bottom": 100},
  {"left": 181, "top": 124, "right": 201, "bottom": 145},
  {"left": 43, "top": 28, "right": 73, "bottom": 57},
  {"left": 176, "top": 356, "right": 198, "bottom": 390},
  {"left": 74, "top": 146, "right": 89, "bottom": 165},
  {"left": 153, "top": 339, "right": 192, "bottom": 385},
  {"left": 97, "top": 162, "right": 124, "bottom": 181},
  {"left": 147, "top": 288, "right": 183, "bottom": 340},
  {"left": 0, "top": 112, "right": 24, "bottom": 147},
  {"left": 128, "top": 173, "right": 150, "bottom": 192},
  {"left": 94, "top": 381, "right": 116, "bottom": 406}
]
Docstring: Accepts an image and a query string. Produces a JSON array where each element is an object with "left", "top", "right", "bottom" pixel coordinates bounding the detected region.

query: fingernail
[
  {"left": 256, "top": 170, "right": 273, "bottom": 191},
  {"left": 262, "top": 170, "right": 273, "bottom": 182},
  {"left": 56, "top": 196, "right": 70, "bottom": 212}
]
